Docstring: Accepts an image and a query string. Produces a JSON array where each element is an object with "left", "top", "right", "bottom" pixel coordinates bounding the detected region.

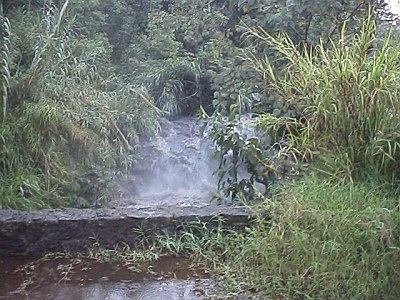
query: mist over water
[{"left": 118, "top": 117, "right": 219, "bottom": 207}]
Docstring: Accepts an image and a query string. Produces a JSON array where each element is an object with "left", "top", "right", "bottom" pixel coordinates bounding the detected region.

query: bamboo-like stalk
[{"left": 0, "top": 3, "right": 10, "bottom": 121}]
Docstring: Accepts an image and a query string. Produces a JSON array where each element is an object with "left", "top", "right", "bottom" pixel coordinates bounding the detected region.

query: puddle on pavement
[{"left": 0, "top": 255, "right": 212, "bottom": 300}]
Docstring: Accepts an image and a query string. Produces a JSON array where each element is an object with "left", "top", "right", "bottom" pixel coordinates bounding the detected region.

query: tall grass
[
  {"left": 153, "top": 177, "right": 400, "bottom": 299},
  {"left": 246, "top": 12, "right": 400, "bottom": 182}
]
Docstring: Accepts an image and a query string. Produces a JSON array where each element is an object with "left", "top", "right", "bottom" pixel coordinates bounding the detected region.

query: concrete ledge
[{"left": 0, "top": 205, "right": 254, "bottom": 256}]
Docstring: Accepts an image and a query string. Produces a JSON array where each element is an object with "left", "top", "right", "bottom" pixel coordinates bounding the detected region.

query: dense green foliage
[
  {"left": 249, "top": 11, "right": 400, "bottom": 182},
  {"left": 189, "top": 8, "right": 400, "bottom": 298},
  {"left": 76, "top": 0, "right": 387, "bottom": 117},
  {"left": 1, "top": 1, "right": 399, "bottom": 299},
  {"left": 0, "top": 1, "right": 160, "bottom": 209},
  {"left": 202, "top": 7, "right": 400, "bottom": 202},
  {"left": 2, "top": 0, "right": 391, "bottom": 209},
  {"left": 1, "top": 0, "right": 398, "bottom": 205}
]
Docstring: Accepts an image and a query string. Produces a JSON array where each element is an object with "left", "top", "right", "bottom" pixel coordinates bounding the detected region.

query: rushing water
[
  {"left": 116, "top": 115, "right": 269, "bottom": 207},
  {"left": 0, "top": 256, "right": 211, "bottom": 300},
  {"left": 117, "top": 117, "right": 220, "bottom": 208}
]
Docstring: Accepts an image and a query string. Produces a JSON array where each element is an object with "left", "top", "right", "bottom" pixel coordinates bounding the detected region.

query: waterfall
[{"left": 118, "top": 117, "right": 219, "bottom": 208}]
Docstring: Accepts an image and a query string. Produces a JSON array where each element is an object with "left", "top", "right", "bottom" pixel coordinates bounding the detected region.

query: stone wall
[{"left": 0, "top": 205, "right": 255, "bottom": 256}]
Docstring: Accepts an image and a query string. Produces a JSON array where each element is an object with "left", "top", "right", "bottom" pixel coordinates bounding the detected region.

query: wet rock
[{"left": 0, "top": 205, "right": 254, "bottom": 256}]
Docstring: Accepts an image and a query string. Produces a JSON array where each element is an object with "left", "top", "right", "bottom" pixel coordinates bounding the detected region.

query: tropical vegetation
[
  {"left": 1, "top": 0, "right": 396, "bottom": 208},
  {"left": 1, "top": 0, "right": 400, "bottom": 298}
]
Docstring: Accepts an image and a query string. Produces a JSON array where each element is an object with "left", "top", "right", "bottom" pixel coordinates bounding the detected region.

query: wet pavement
[{"left": 0, "top": 256, "right": 212, "bottom": 300}]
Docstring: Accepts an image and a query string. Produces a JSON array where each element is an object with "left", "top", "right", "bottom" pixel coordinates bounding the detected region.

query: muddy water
[{"left": 0, "top": 256, "right": 212, "bottom": 300}]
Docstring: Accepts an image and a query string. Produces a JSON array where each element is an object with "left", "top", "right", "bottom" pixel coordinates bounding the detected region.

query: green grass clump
[
  {"left": 155, "top": 177, "right": 400, "bottom": 299},
  {"left": 231, "top": 177, "right": 399, "bottom": 299},
  {"left": 247, "top": 11, "right": 400, "bottom": 182}
]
